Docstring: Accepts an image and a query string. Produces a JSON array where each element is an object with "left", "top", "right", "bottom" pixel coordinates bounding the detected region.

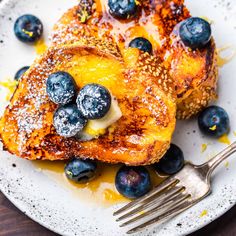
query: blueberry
[
  {"left": 198, "top": 106, "right": 230, "bottom": 138},
  {"left": 46, "top": 71, "right": 76, "bottom": 105},
  {"left": 179, "top": 17, "right": 211, "bottom": 49},
  {"left": 129, "top": 37, "right": 153, "bottom": 54},
  {"left": 65, "top": 158, "right": 97, "bottom": 183},
  {"left": 14, "top": 66, "right": 30, "bottom": 81},
  {"left": 108, "top": 0, "right": 138, "bottom": 19},
  {"left": 154, "top": 144, "right": 184, "bottom": 175},
  {"left": 115, "top": 166, "right": 151, "bottom": 199},
  {"left": 14, "top": 14, "right": 43, "bottom": 43},
  {"left": 53, "top": 104, "right": 87, "bottom": 138},
  {"left": 76, "top": 84, "right": 111, "bottom": 120}
]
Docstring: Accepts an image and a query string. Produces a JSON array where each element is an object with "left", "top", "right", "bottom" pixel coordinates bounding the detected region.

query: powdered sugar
[{"left": 16, "top": 104, "right": 43, "bottom": 134}]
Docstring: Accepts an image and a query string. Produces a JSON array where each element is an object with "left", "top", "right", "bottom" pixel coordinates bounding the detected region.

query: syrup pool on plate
[{"left": 34, "top": 161, "right": 166, "bottom": 206}]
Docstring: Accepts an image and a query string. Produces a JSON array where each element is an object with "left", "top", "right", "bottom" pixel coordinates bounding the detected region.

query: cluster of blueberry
[
  {"left": 113, "top": 105, "right": 230, "bottom": 199},
  {"left": 64, "top": 144, "right": 185, "bottom": 199},
  {"left": 66, "top": 101, "right": 230, "bottom": 199},
  {"left": 46, "top": 72, "right": 112, "bottom": 137},
  {"left": 63, "top": 103, "right": 230, "bottom": 200},
  {"left": 11, "top": 2, "right": 230, "bottom": 199}
]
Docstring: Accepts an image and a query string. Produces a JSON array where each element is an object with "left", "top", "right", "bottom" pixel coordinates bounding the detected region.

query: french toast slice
[
  {"left": 51, "top": 0, "right": 218, "bottom": 119},
  {"left": 0, "top": 44, "right": 176, "bottom": 165}
]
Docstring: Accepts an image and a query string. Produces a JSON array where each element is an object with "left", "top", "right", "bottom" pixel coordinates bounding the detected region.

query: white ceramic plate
[{"left": 0, "top": 0, "right": 236, "bottom": 235}]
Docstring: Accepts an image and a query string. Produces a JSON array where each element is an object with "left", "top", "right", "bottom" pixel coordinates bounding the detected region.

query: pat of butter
[{"left": 79, "top": 96, "right": 122, "bottom": 140}]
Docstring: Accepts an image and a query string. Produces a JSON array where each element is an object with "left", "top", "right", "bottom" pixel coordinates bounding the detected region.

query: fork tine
[
  {"left": 120, "top": 193, "right": 190, "bottom": 227},
  {"left": 116, "top": 186, "right": 185, "bottom": 222},
  {"left": 113, "top": 178, "right": 178, "bottom": 216},
  {"left": 126, "top": 197, "right": 191, "bottom": 234}
]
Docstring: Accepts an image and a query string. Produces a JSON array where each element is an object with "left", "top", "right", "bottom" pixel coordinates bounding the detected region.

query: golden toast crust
[
  {"left": 0, "top": 0, "right": 218, "bottom": 164},
  {"left": 0, "top": 45, "right": 176, "bottom": 165},
  {"left": 51, "top": 0, "right": 218, "bottom": 119}
]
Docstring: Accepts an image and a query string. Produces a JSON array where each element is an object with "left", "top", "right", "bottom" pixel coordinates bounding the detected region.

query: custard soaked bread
[
  {"left": 51, "top": 0, "right": 218, "bottom": 119},
  {"left": 0, "top": 0, "right": 218, "bottom": 164},
  {"left": 0, "top": 45, "right": 176, "bottom": 165}
]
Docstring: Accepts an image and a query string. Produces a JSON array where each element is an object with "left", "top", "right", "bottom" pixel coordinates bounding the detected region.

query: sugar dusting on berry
[
  {"left": 77, "top": 84, "right": 111, "bottom": 119},
  {"left": 46, "top": 71, "right": 76, "bottom": 105},
  {"left": 53, "top": 105, "right": 87, "bottom": 138}
]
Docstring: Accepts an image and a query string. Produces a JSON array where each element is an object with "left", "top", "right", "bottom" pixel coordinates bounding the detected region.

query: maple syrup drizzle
[{"left": 95, "top": 0, "right": 162, "bottom": 51}]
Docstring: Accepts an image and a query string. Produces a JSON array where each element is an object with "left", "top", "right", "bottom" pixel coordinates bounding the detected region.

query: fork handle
[{"left": 203, "top": 141, "right": 236, "bottom": 177}]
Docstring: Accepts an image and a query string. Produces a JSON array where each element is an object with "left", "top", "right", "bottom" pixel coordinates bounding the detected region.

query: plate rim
[
  {"left": 0, "top": 0, "right": 236, "bottom": 235},
  {"left": 1, "top": 162, "right": 236, "bottom": 236}
]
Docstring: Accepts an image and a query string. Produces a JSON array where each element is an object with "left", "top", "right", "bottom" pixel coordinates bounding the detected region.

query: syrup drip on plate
[
  {"left": 34, "top": 161, "right": 166, "bottom": 207},
  {"left": 218, "top": 134, "right": 231, "bottom": 145},
  {"left": 34, "top": 38, "right": 47, "bottom": 55},
  {"left": 217, "top": 46, "right": 236, "bottom": 67}
]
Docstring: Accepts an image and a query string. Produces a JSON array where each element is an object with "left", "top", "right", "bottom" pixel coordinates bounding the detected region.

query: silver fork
[{"left": 114, "top": 141, "right": 236, "bottom": 234}]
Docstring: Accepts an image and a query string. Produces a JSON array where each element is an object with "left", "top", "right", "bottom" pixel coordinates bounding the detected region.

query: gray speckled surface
[{"left": 0, "top": 0, "right": 236, "bottom": 235}]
